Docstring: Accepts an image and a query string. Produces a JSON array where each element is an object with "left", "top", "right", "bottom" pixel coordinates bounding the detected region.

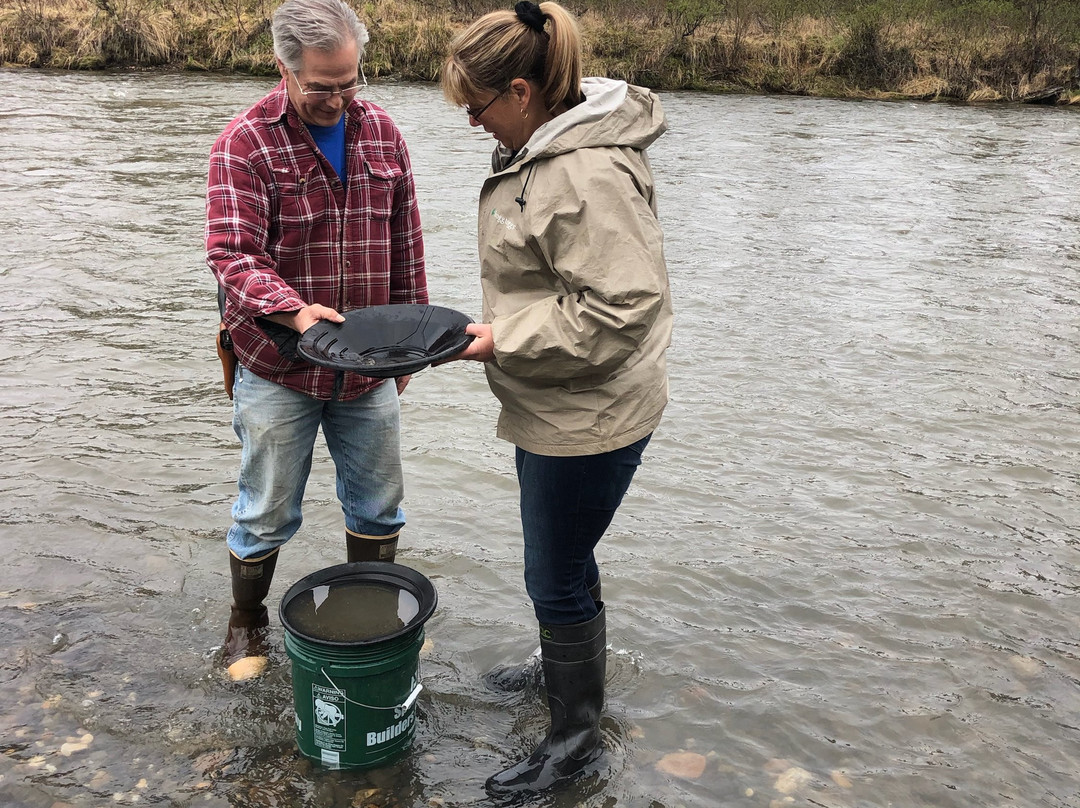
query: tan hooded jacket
[{"left": 478, "top": 77, "right": 672, "bottom": 456}]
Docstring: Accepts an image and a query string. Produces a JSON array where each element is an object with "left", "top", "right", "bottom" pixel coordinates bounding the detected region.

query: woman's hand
[
  {"left": 441, "top": 322, "right": 495, "bottom": 363},
  {"left": 460, "top": 323, "right": 496, "bottom": 362}
]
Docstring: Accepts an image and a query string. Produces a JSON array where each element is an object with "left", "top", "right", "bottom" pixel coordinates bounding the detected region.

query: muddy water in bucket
[
  {"left": 284, "top": 581, "right": 420, "bottom": 642},
  {"left": 279, "top": 562, "right": 437, "bottom": 770}
]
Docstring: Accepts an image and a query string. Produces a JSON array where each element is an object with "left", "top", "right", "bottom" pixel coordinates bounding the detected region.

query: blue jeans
[
  {"left": 227, "top": 366, "right": 405, "bottom": 559},
  {"left": 517, "top": 435, "right": 651, "bottom": 626}
]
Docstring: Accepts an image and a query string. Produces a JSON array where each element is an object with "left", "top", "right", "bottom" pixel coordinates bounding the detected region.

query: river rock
[
  {"left": 227, "top": 655, "right": 267, "bottom": 681},
  {"left": 763, "top": 757, "right": 791, "bottom": 773},
  {"left": 1009, "top": 655, "right": 1041, "bottom": 677},
  {"left": 192, "top": 749, "right": 234, "bottom": 775},
  {"left": 656, "top": 751, "right": 708, "bottom": 779},
  {"left": 88, "top": 770, "right": 110, "bottom": 788},
  {"left": 830, "top": 770, "right": 853, "bottom": 788},
  {"left": 774, "top": 766, "right": 813, "bottom": 794},
  {"left": 351, "top": 788, "right": 380, "bottom": 807}
]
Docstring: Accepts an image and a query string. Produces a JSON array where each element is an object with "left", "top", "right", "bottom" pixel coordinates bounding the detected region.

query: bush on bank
[{"left": 0, "top": 0, "right": 1078, "bottom": 103}]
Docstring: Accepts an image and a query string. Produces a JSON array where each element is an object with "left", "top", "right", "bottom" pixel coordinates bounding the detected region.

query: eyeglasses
[
  {"left": 289, "top": 66, "right": 368, "bottom": 101},
  {"left": 465, "top": 89, "right": 504, "bottom": 121}
]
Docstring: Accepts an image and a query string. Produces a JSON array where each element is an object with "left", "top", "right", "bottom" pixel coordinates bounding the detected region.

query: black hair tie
[{"left": 514, "top": 1, "right": 547, "bottom": 33}]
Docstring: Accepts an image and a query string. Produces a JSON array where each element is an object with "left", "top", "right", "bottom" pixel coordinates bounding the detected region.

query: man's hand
[
  {"left": 265, "top": 304, "right": 344, "bottom": 334},
  {"left": 395, "top": 375, "right": 412, "bottom": 395}
]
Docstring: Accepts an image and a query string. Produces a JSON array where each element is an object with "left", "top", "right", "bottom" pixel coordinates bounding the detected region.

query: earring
[{"left": 521, "top": 108, "right": 529, "bottom": 119}]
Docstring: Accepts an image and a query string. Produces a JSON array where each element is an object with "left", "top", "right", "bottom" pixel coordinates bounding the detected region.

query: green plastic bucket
[{"left": 278, "top": 562, "right": 437, "bottom": 770}]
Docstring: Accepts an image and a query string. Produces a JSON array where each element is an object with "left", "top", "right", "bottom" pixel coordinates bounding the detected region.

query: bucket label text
[{"left": 312, "top": 683, "right": 346, "bottom": 751}]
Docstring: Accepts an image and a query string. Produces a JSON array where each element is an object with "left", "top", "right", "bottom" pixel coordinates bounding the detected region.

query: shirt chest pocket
[
  {"left": 274, "top": 166, "right": 333, "bottom": 231},
  {"left": 362, "top": 160, "right": 401, "bottom": 221}
]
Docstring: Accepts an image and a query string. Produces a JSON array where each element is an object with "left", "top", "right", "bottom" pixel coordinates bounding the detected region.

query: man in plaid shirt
[{"left": 205, "top": 0, "right": 427, "bottom": 681}]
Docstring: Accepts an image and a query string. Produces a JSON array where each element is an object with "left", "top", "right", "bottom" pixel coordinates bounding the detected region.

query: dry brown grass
[
  {"left": 0, "top": 0, "right": 75, "bottom": 66},
  {"left": 0, "top": 0, "right": 1077, "bottom": 104},
  {"left": 1, "top": 0, "right": 207, "bottom": 68},
  {"left": 88, "top": 0, "right": 177, "bottom": 66},
  {"left": 899, "top": 75, "right": 950, "bottom": 99},
  {"left": 362, "top": 0, "right": 455, "bottom": 81},
  {"left": 968, "top": 86, "right": 1005, "bottom": 102}
]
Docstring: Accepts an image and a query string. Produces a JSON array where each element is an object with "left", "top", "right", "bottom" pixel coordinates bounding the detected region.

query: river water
[{"left": 1, "top": 69, "right": 1078, "bottom": 808}]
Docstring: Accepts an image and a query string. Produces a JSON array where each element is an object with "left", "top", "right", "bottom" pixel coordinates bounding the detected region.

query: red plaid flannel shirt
[{"left": 206, "top": 80, "right": 428, "bottom": 400}]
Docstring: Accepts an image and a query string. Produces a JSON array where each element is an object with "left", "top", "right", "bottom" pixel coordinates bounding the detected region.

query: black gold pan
[{"left": 297, "top": 303, "right": 475, "bottom": 377}]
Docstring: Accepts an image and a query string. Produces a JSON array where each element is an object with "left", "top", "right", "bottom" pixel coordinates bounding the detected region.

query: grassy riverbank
[{"left": 1, "top": 0, "right": 1078, "bottom": 103}]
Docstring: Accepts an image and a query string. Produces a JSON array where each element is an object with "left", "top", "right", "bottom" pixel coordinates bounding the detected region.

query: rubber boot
[
  {"left": 486, "top": 604, "right": 607, "bottom": 797},
  {"left": 222, "top": 548, "right": 278, "bottom": 681},
  {"left": 346, "top": 527, "right": 399, "bottom": 563},
  {"left": 484, "top": 580, "right": 601, "bottom": 693}
]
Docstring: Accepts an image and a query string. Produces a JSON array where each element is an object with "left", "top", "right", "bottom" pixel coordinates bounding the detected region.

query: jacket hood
[{"left": 493, "top": 77, "right": 666, "bottom": 172}]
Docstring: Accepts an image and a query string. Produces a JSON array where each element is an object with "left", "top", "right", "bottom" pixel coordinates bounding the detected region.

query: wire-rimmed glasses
[{"left": 289, "top": 65, "right": 368, "bottom": 101}]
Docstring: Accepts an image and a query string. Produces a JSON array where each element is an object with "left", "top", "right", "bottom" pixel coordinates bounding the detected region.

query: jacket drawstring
[{"left": 515, "top": 163, "right": 536, "bottom": 212}]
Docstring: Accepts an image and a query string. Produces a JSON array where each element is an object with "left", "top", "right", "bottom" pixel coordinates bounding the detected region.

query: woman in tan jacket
[{"left": 442, "top": 0, "right": 672, "bottom": 796}]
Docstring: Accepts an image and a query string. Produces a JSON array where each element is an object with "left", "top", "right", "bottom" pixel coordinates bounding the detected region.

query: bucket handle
[{"left": 320, "top": 665, "right": 424, "bottom": 712}]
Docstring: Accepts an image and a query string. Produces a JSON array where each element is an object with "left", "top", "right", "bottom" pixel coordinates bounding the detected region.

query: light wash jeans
[{"left": 227, "top": 366, "right": 405, "bottom": 559}]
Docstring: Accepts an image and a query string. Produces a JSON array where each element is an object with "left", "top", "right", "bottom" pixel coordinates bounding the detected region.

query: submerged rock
[
  {"left": 227, "top": 656, "right": 267, "bottom": 681},
  {"left": 763, "top": 757, "right": 790, "bottom": 774},
  {"left": 830, "top": 769, "right": 853, "bottom": 788},
  {"left": 60, "top": 740, "right": 90, "bottom": 756},
  {"left": 774, "top": 766, "right": 813, "bottom": 794},
  {"left": 656, "top": 751, "right": 708, "bottom": 779},
  {"left": 1009, "top": 654, "right": 1041, "bottom": 678},
  {"left": 350, "top": 787, "right": 381, "bottom": 807}
]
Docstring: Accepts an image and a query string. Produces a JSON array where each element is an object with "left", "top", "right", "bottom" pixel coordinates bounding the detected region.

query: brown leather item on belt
[{"left": 217, "top": 322, "right": 237, "bottom": 400}]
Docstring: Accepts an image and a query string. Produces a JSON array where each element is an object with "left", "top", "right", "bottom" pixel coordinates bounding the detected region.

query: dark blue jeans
[{"left": 516, "top": 434, "right": 651, "bottom": 626}]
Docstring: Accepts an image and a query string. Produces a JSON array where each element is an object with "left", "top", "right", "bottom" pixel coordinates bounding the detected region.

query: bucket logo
[
  {"left": 366, "top": 711, "right": 415, "bottom": 747},
  {"left": 394, "top": 674, "right": 420, "bottom": 720},
  {"left": 314, "top": 697, "right": 345, "bottom": 727}
]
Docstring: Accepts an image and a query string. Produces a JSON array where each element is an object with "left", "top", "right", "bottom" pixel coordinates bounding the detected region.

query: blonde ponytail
[
  {"left": 537, "top": 2, "right": 582, "bottom": 112},
  {"left": 442, "top": 1, "right": 583, "bottom": 115}
]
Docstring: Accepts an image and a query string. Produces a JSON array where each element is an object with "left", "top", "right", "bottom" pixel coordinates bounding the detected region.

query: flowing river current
[{"left": 1, "top": 69, "right": 1078, "bottom": 808}]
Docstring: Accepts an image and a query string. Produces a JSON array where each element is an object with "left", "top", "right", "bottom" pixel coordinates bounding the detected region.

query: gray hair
[{"left": 272, "top": 0, "right": 370, "bottom": 74}]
